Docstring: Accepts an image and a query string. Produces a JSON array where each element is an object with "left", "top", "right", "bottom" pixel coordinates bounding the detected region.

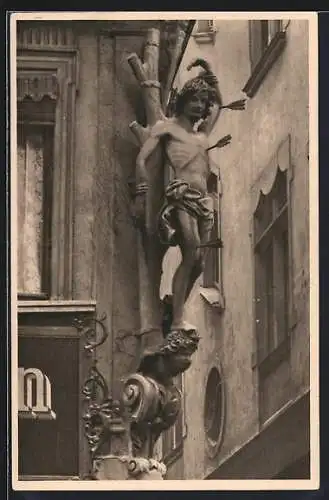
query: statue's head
[{"left": 174, "top": 75, "right": 218, "bottom": 122}]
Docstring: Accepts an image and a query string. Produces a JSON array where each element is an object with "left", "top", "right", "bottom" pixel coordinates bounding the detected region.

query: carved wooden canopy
[
  {"left": 17, "top": 73, "right": 59, "bottom": 102},
  {"left": 251, "top": 135, "right": 291, "bottom": 213}
]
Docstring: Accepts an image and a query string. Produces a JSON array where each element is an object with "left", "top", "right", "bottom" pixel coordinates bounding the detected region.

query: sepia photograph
[{"left": 10, "top": 11, "right": 319, "bottom": 490}]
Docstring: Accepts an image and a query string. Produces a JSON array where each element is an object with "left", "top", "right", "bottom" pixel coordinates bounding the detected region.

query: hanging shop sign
[
  {"left": 18, "top": 367, "right": 56, "bottom": 420},
  {"left": 18, "top": 334, "right": 80, "bottom": 477}
]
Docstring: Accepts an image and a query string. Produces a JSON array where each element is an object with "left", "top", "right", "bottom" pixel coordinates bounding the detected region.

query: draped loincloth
[{"left": 158, "top": 179, "right": 214, "bottom": 246}]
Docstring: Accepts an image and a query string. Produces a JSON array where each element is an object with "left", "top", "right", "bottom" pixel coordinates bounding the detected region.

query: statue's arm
[
  {"left": 136, "top": 136, "right": 161, "bottom": 185},
  {"left": 133, "top": 124, "right": 167, "bottom": 227},
  {"left": 136, "top": 121, "right": 169, "bottom": 186}
]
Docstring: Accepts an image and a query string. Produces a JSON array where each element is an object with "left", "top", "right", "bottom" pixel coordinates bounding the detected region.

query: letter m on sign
[{"left": 18, "top": 367, "right": 56, "bottom": 420}]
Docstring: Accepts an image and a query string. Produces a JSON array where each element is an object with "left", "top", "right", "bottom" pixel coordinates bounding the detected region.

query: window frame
[
  {"left": 251, "top": 137, "right": 296, "bottom": 425},
  {"left": 16, "top": 51, "right": 78, "bottom": 300},
  {"left": 200, "top": 171, "right": 225, "bottom": 312},
  {"left": 204, "top": 364, "right": 226, "bottom": 458},
  {"left": 251, "top": 136, "right": 295, "bottom": 370},
  {"left": 253, "top": 176, "right": 289, "bottom": 364},
  {"left": 243, "top": 20, "right": 287, "bottom": 98},
  {"left": 17, "top": 119, "right": 55, "bottom": 298},
  {"left": 193, "top": 19, "right": 217, "bottom": 44}
]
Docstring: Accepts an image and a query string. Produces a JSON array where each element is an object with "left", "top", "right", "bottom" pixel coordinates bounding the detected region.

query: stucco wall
[{"left": 168, "top": 19, "right": 310, "bottom": 479}]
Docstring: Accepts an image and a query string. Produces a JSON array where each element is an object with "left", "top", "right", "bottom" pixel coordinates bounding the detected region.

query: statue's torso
[{"left": 163, "top": 124, "right": 210, "bottom": 194}]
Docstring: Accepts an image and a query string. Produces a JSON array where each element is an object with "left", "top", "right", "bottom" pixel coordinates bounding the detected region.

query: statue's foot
[{"left": 170, "top": 320, "right": 197, "bottom": 334}]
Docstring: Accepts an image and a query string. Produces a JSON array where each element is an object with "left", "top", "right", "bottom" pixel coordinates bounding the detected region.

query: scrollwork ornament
[
  {"left": 74, "top": 314, "right": 126, "bottom": 460},
  {"left": 126, "top": 457, "right": 167, "bottom": 478},
  {"left": 122, "top": 372, "right": 182, "bottom": 456},
  {"left": 73, "top": 313, "right": 108, "bottom": 355}
]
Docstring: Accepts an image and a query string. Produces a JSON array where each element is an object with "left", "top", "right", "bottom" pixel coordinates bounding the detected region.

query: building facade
[{"left": 162, "top": 18, "right": 312, "bottom": 480}]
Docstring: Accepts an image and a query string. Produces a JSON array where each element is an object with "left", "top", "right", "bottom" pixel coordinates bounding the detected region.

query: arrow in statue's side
[{"left": 18, "top": 368, "right": 56, "bottom": 420}]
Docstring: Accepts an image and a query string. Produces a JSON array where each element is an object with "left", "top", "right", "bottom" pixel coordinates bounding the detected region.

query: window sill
[
  {"left": 193, "top": 31, "right": 217, "bottom": 44},
  {"left": 17, "top": 300, "right": 97, "bottom": 314},
  {"left": 243, "top": 30, "right": 287, "bottom": 98},
  {"left": 199, "top": 286, "right": 225, "bottom": 312}
]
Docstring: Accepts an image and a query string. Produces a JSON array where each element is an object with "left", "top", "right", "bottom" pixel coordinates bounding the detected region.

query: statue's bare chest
[{"left": 165, "top": 134, "right": 209, "bottom": 171}]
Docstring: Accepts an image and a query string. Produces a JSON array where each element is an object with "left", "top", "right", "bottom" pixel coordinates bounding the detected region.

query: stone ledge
[
  {"left": 18, "top": 300, "right": 97, "bottom": 314},
  {"left": 199, "top": 286, "right": 225, "bottom": 312}
]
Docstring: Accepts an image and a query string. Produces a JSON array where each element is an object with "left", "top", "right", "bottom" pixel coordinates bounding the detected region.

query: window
[
  {"left": 200, "top": 171, "right": 225, "bottom": 311},
  {"left": 196, "top": 20, "right": 215, "bottom": 33},
  {"left": 162, "top": 373, "right": 186, "bottom": 466},
  {"left": 254, "top": 168, "right": 289, "bottom": 362},
  {"left": 243, "top": 20, "right": 286, "bottom": 97},
  {"left": 17, "top": 87, "right": 56, "bottom": 297},
  {"left": 193, "top": 20, "right": 216, "bottom": 44},
  {"left": 204, "top": 365, "right": 225, "bottom": 458},
  {"left": 203, "top": 172, "right": 220, "bottom": 287},
  {"left": 252, "top": 136, "right": 294, "bottom": 423},
  {"left": 16, "top": 49, "right": 78, "bottom": 299}
]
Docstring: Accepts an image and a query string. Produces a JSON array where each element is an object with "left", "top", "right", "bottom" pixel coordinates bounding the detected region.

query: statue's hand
[{"left": 132, "top": 193, "right": 146, "bottom": 228}]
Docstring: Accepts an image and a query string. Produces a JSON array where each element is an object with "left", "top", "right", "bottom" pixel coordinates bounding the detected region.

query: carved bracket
[{"left": 121, "top": 328, "right": 199, "bottom": 459}]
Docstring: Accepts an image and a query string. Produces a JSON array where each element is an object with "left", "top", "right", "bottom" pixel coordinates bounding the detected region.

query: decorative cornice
[
  {"left": 17, "top": 73, "right": 59, "bottom": 102},
  {"left": 17, "top": 22, "right": 77, "bottom": 50}
]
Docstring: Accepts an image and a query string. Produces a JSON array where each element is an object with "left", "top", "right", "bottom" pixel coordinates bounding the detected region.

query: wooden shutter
[
  {"left": 249, "top": 20, "right": 263, "bottom": 70},
  {"left": 268, "top": 20, "right": 282, "bottom": 43}
]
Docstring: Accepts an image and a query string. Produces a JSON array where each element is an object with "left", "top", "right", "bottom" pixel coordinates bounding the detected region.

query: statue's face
[{"left": 183, "top": 91, "right": 209, "bottom": 122}]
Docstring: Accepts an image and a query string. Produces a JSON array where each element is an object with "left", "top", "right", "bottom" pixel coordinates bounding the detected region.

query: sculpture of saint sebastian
[{"left": 133, "top": 58, "right": 245, "bottom": 335}]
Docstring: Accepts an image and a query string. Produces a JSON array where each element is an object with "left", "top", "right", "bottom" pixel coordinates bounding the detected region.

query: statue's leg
[
  {"left": 171, "top": 210, "right": 201, "bottom": 330},
  {"left": 184, "top": 260, "right": 203, "bottom": 301}
]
